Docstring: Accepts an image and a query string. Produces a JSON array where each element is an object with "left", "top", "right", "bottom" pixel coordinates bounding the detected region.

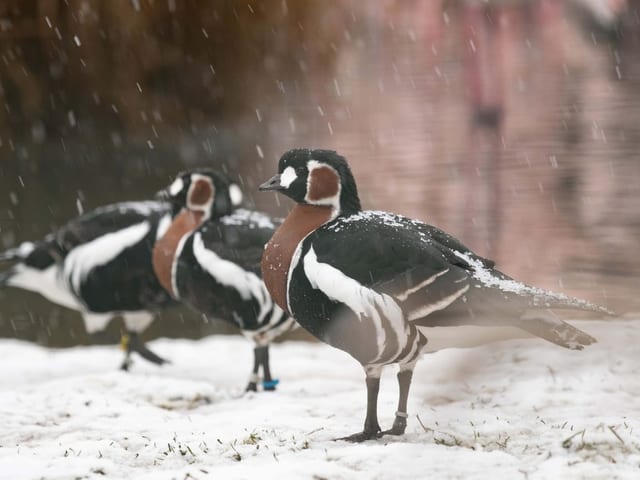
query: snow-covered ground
[{"left": 1, "top": 319, "right": 639, "bottom": 480}]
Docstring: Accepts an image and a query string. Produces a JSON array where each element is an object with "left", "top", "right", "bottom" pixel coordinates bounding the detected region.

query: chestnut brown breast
[
  {"left": 152, "top": 210, "right": 203, "bottom": 297},
  {"left": 261, "top": 204, "right": 333, "bottom": 314}
]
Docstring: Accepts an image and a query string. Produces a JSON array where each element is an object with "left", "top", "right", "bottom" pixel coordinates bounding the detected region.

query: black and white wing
[
  {"left": 310, "top": 211, "right": 477, "bottom": 322},
  {"left": 176, "top": 209, "right": 284, "bottom": 332},
  {"left": 56, "top": 201, "right": 171, "bottom": 253},
  {"left": 59, "top": 201, "right": 174, "bottom": 311},
  {"left": 196, "top": 209, "right": 281, "bottom": 274},
  {"left": 311, "top": 211, "right": 604, "bottom": 349}
]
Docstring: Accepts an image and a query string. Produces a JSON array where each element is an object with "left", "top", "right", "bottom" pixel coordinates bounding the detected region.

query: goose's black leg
[
  {"left": 338, "top": 371, "right": 382, "bottom": 442},
  {"left": 246, "top": 346, "right": 262, "bottom": 392},
  {"left": 260, "top": 345, "right": 279, "bottom": 391},
  {"left": 120, "top": 332, "right": 133, "bottom": 371},
  {"left": 120, "top": 331, "right": 169, "bottom": 371},
  {"left": 383, "top": 368, "right": 413, "bottom": 436},
  {"left": 246, "top": 345, "right": 279, "bottom": 392}
]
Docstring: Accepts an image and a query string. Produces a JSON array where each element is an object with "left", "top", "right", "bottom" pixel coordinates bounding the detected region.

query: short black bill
[
  {"left": 154, "top": 189, "right": 171, "bottom": 201},
  {"left": 258, "top": 174, "right": 283, "bottom": 191}
]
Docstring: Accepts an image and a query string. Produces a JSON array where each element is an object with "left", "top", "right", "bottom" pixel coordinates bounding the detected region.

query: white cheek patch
[
  {"left": 229, "top": 184, "right": 243, "bottom": 207},
  {"left": 169, "top": 177, "right": 184, "bottom": 196},
  {"left": 280, "top": 166, "right": 297, "bottom": 188}
]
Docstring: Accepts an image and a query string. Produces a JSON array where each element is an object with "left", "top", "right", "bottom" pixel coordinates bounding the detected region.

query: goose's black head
[
  {"left": 156, "top": 169, "right": 244, "bottom": 220},
  {"left": 259, "top": 149, "right": 361, "bottom": 216}
]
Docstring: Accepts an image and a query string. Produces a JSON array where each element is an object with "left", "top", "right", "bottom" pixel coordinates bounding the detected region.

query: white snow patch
[
  {"left": 1, "top": 320, "right": 639, "bottom": 479},
  {"left": 330, "top": 210, "right": 417, "bottom": 229},
  {"left": 92, "top": 201, "right": 167, "bottom": 218},
  {"left": 452, "top": 250, "right": 612, "bottom": 315},
  {"left": 453, "top": 250, "right": 544, "bottom": 296},
  {"left": 220, "top": 209, "right": 276, "bottom": 230},
  {"left": 326, "top": 210, "right": 429, "bottom": 234}
]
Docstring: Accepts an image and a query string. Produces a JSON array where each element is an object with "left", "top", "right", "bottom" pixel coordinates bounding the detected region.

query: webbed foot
[{"left": 335, "top": 427, "right": 382, "bottom": 443}]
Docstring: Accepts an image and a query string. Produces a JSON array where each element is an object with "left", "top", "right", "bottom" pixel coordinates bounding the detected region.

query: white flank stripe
[
  {"left": 247, "top": 306, "right": 293, "bottom": 343},
  {"left": 6, "top": 241, "right": 36, "bottom": 258},
  {"left": 303, "top": 246, "right": 407, "bottom": 363},
  {"left": 285, "top": 237, "right": 307, "bottom": 314},
  {"left": 395, "top": 268, "right": 449, "bottom": 301},
  {"left": 378, "top": 294, "right": 408, "bottom": 363},
  {"left": 64, "top": 221, "right": 151, "bottom": 295},
  {"left": 192, "top": 233, "right": 272, "bottom": 322},
  {"left": 122, "top": 311, "right": 155, "bottom": 333},
  {"left": 8, "top": 264, "right": 83, "bottom": 311},
  {"left": 401, "top": 337, "right": 421, "bottom": 366},
  {"left": 168, "top": 177, "right": 184, "bottom": 196},
  {"left": 156, "top": 213, "right": 172, "bottom": 241},
  {"left": 407, "top": 284, "right": 470, "bottom": 321},
  {"left": 18, "top": 241, "right": 36, "bottom": 257},
  {"left": 171, "top": 233, "right": 190, "bottom": 299},
  {"left": 82, "top": 312, "right": 113, "bottom": 334}
]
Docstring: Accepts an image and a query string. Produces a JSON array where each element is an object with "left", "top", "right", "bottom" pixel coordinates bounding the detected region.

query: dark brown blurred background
[{"left": 0, "top": 0, "right": 638, "bottom": 347}]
